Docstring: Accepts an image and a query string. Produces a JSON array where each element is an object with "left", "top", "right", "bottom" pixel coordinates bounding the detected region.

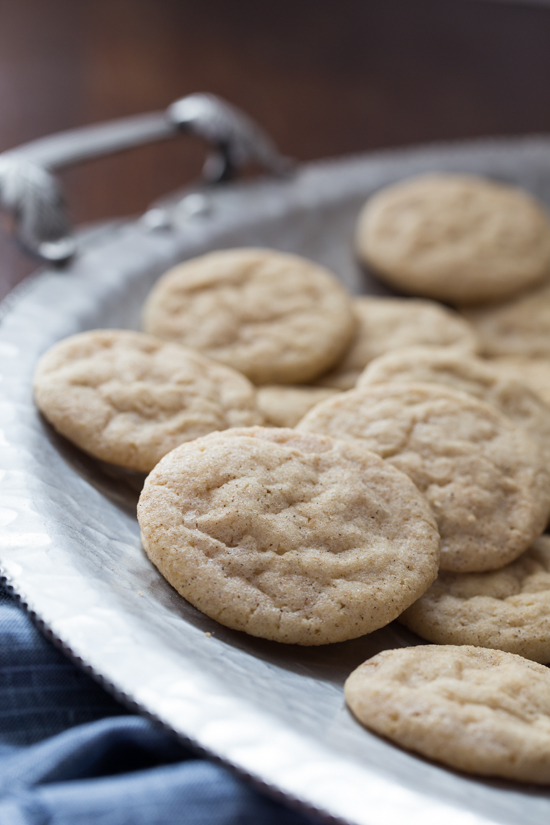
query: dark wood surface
[{"left": 2, "top": 0, "right": 550, "bottom": 300}]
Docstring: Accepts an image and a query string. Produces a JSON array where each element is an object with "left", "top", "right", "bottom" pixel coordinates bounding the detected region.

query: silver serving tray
[{"left": 2, "top": 104, "right": 550, "bottom": 824}]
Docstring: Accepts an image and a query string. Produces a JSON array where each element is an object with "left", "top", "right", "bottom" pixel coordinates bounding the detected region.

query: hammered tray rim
[{"left": 3, "top": 135, "right": 550, "bottom": 825}]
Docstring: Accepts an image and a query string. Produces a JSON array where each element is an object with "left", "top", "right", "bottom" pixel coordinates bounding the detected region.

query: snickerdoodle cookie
[
  {"left": 255, "top": 385, "right": 340, "bottom": 428},
  {"left": 345, "top": 645, "right": 550, "bottom": 783},
  {"left": 315, "top": 296, "right": 478, "bottom": 391},
  {"left": 34, "top": 329, "right": 262, "bottom": 473},
  {"left": 142, "top": 248, "right": 356, "bottom": 385},
  {"left": 399, "top": 536, "right": 550, "bottom": 663},
  {"left": 137, "top": 427, "right": 440, "bottom": 645},
  {"left": 357, "top": 347, "right": 550, "bottom": 464},
  {"left": 297, "top": 383, "right": 550, "bottom": 572},
  {"left": 463, "top": 280, "right": 550, "bottom": 358},
  {"left": 355, "top": 174, "right": 550, "bottom": 304}
]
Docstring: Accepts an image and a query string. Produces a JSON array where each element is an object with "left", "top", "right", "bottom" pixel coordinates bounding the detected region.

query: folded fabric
[{"left": 0, "top": 581, "right": 319, "bottom": 825}]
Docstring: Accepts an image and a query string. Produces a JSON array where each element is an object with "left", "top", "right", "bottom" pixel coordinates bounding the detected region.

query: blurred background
[{"left": 2, "top": 0, "right": 550, "bottom": 299}]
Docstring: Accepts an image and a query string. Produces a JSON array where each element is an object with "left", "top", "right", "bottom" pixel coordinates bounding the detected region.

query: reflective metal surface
[
  {"left": 0, "top": 93, "right": 290, "bottom": 261},
  {"left": 2, "top": 136, "right": 550, "bottom": 825}
]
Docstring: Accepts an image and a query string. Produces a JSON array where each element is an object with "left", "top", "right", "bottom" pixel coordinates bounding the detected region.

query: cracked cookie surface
[
  {"left": 400, "top": 535, "right": 550, "bottom": 663},
  {"left": 316, "top": 296, "right": 478, "bottom": 391},
  {"left": 345, "top": 645, "right": 550, "bottom": 783},
  {"left": 142, "top": 248, "right": 355, "bottom": 385},
  {"left": 355, "top": 174, "right": 550, "bottom": 304},
  {"left": 357, "top": 347, "right": 550, "bottom": 465},
  {"left": 34, "top": 329, "right": 262, "bottom": 472},
  {"left": 298, "top": 383, "right": 550, "bottom": 572},
  {"left": 137, "top": 426, "right": 440, "bottom": 645}
]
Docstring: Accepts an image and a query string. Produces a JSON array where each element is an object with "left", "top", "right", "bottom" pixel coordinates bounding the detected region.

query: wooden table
[{"left": 2, "top": 0, "right": 550, "bottom": 300}]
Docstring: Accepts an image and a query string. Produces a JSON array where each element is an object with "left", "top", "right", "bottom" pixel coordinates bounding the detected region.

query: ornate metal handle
[{"left": 0, "top": 93, "right": 292, "bottom": 263}]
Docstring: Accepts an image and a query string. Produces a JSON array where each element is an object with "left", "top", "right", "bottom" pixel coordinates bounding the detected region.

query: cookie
[
  {"left": 399, "top": 536, "right": 550, "bottom": 663},
  {"left": 34, "top": 329, "right": 262, "bottom": 473},
  {"left": 344, "top": 645, "right": 550, "bottom": 783},
  {"left": 357, "top": 347, "right": 550, "bottom": 465},
  {"left": 463, "top": 280, "right": 550, "bottom": 358},
  {"left": 490, "top": 357, "right": 550, "bottom": 408},
  {"left": 137, "top": 426, "right": 440, "bottom": 645},
  {"left": 255, "top": 385, "right": 340, "bottom": 428},
  {"left": 315, "top": 296, "right": 478, "bottom": 391},
  {"left": 298, "top": 383, "right": 550, "bottom": 572},
  {"left": 142, "top": 248, "right": 356, "bottom": 385},
  {"left": 355, "top": 174, "right": 550, "bottom": 304}
]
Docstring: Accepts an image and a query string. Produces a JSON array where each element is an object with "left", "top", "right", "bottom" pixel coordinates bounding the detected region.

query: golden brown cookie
[
  {"left": 400, "top": 535, "right": 550, "bottom": 663},
  {"left": 34, "top": 329, "right": 262, "bottom": 473},
  {"left": 355, "top": 174, "right": 550, "bottom": 304},
  {"left": 345, "top": 645, "right": 550, "bottom": 783},
  {"left": 463, "top": 280, "right": 550, "bottom": 359},
  {"left": 255, "top": 385, "right": 340, "bottom": 428},
  {"left": 315, "top": 296, "right": 478, "bottom": 391},
  {"left": 357, "top": 346, "right": 550, "bottom": 465},
  {"left": 142, "top": 248, "right": 356, "bottom": 385},
  {"left": 298, "top": 383, "right": 550, "bottom": 572},
  {"left": 138, "top": 427, "right": 440, "bottom": 645}
]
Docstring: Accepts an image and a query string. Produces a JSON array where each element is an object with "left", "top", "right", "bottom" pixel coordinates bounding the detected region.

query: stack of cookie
[
  {"left": 336, "top": 173, "right": 550, "bottom": 783},
  {"left": 339, "top": 174, "right": 550, "bottom": 661},
  {"left": 354, "top": 171, "right": 550, "bottom": 409},
  {"left": 33, "top": 172, "right": 550, "bottom": 784},
  {"left": 34, "top": 249, "right": 444, "bottom": 646}
]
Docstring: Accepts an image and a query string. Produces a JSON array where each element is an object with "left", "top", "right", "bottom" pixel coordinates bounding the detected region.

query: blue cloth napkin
[{"left": 0, "top": 581, "right": 321, "bottom": 825}]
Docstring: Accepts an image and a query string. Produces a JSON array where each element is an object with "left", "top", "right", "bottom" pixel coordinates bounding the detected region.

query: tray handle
[{"left": 0, "top": 93, "right": 291, "bottom": 263}]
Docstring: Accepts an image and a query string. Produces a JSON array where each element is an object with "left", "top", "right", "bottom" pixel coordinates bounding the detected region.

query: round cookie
[
  {"left": 142, "top": 248, "right": 356, "bottom": 385},
  {"left": 355, "top": 174, "right": 550, "bottom": 304},
  {"left": 297, "top": 383, "right": 550, "bottom": 572},
  {"left": 399, "top": 535, "right": 550, "bottom": 663},
  {"left": 463, "top": 280, "right": 550, "bottom": 358},
  {"left": 255, "top": 385, "right": 340, "bottom": 428},
  {"left": 137, "top": 426, "right": 440, "bottom": 645},
  {"left": 34, "top": 329, "right": 262, "bottom": 473},
  {"left": 344, "top": 645, "right": 550, "bottom": 783},
  {"left": 315, "top": 296, "right": 479, "bottom": 391},
  {"left": 357, "top": 346, "right": 550, "bottom": 465}
]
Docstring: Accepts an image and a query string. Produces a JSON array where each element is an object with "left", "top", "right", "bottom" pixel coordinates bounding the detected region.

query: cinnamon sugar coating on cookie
[
  {"left": 142, "top": 248, "right": 355, "bottom": 385},
  {"left": 356, "top": 174, "right": 550, "bottom": 304},
  {"left": 34, "top": 329, "right": 262, "bottom": 472},
  {"left": 358, "top": 346, "right": 550, "bottom": 465},
  {"left": 298, "top": 383, "right": 550, "bottom": 572},
  {"left": 316, "top": 296, "right": 478, "bottom": 391},
  {"left": 345, "top": 645, "right": 550, "bottom": 783},
  {"left": 138, "top": 427, "right": 439, "bottom": 645},
  {"left": 400, "top": 535, "right": 550, "bottom": 663}
]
